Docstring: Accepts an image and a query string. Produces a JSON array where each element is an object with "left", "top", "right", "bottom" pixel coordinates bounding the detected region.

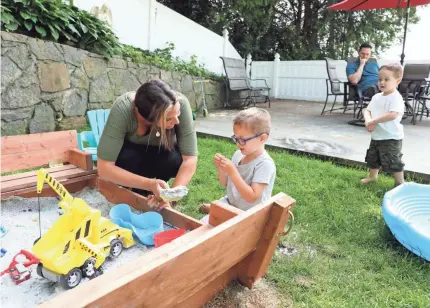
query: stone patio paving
[{"left": 195, "top": 100, "right": 430, "bottom": 178}]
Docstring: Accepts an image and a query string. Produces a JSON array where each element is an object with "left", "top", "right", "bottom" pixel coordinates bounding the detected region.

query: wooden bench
[{"left": 1, "top": 130, "right": 97, "bottom": 199}]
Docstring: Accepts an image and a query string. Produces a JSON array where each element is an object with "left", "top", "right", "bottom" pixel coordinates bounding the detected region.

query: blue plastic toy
[
  {"left": 382, "top": 182, "right": 430, "bottom": 261},
  {"left": 0, "top": 226, "right": 7, "bottom": 238},
  {"left": 109, "top": 204, "right": 164, "bottom": 246}
]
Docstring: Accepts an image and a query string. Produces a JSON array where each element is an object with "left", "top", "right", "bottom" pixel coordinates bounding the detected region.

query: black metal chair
[
  {"left": 220, "top": 56, "right": 270, "bottom": 108},
  {"left": 321, "top": 58, "right": 350, "bottom": 115},
  {"left": 414, "top": 79, "right": 430, "bottom": 122},
  {"left": 398, "top": 63, "right": 430, "bottom": 125}
]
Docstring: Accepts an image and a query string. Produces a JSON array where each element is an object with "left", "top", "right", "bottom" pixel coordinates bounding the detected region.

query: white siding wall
[{"left": 72, "top": 0, "right": 241, "bottom": 74}]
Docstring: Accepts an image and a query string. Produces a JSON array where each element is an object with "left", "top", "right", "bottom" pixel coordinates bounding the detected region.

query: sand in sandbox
[
  {"left": 0, "top": 188, "right": 156, "bottom": 307},
  {"left": 0, "top": 188, "right": 286, "bottom": 308}
]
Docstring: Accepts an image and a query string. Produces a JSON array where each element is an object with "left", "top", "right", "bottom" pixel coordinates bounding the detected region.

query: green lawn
[{"left": 178, "top": 137, "right": 430, "bottom": 308}]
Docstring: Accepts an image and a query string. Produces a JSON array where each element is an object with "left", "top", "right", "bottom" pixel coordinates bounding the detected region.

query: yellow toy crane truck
[{"left": 32, "top": 169, "right": 135, "bottom": 289}]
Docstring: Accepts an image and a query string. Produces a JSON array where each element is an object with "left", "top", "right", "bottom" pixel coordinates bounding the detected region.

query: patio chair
[
  {"left": 321, "top": 58, "right": 350, "bottom": 115},
  {"left": 398, "top": 63, "right": 430, "bottom": 125},
  {"left": 345, "top": 57, "right": 379, "bottom": 126},
  {"left": 87, "top": 109, "right": 111, "bottom": 144},
  {"left": 77, "top": 131, "right": 97, "bottom": 161},
  {"left": 78, "top": 109, "right": 111, "bottom": 161},
  {"left": 414, "top": 79, "right": 430, "bottom": 122},
  {"left": 220, "top": 56, "right": 270, "bottom": 108}
]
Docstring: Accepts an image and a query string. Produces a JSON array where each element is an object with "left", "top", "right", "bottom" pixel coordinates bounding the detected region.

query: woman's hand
[
  {"left": 147, "top": 195, "right": 171, "bottom": 211},
  {"left": 149, "top": 178, "right": 169, "bottom": 198}
]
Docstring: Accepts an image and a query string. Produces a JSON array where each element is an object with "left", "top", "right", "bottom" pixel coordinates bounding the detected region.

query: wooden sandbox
[{"left": 1, "top": 131, "right": 295, "bottom": 308}]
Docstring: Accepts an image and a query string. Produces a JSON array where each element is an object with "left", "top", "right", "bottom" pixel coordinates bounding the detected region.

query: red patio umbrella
[{"left": 328, "top": 0, "right": 430, "bottom": 65}]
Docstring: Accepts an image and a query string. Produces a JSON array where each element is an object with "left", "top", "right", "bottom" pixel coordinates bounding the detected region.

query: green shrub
[
  {"left": 121, "top": 44, "right": 223, "bottom": 80},
  {"left": 1, "top": 0, "right": 222, "bottom": 80},
  {"left": 1, "top": 0, "right": 121, "bottom": 57}
]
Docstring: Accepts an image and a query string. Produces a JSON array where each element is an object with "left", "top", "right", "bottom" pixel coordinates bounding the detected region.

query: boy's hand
[
  {"left": 365, "top": 119, "right": 376, "bottom": 132},
  {"left": 367, "top": 123, "right": 376, "bottom": 132},
  {"left": 218, "top": 156, "right": 236, "bottom": 176},
  {"left": 213, "top": 153, "right": 223, "bottom": 168}
]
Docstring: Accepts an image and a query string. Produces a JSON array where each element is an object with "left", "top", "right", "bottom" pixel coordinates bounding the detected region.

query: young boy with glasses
[{"left": 200, "top": 108, "right": 276, "bottom": 218}]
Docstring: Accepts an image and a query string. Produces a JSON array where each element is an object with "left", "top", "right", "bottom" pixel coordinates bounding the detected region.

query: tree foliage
[
  {"left": 158, "top": 0, "right": 419, "bottom": 60},
  {"left": 1, "top": 0, "right": 220, "bottom": 78}
]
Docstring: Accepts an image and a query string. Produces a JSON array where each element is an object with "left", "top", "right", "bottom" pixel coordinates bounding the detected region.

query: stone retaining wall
[{"left": 1, "top": 32, "right": 224, "bottom": 136}]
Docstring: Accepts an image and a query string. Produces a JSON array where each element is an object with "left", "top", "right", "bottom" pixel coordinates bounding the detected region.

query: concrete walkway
[{"left": 195, "top": 100, "right": 430, "bottom": 178}]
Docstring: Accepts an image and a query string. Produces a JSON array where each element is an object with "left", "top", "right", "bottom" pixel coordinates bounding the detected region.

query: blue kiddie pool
[
  {"left": 382, "top": 183, "right": 430, "bottom": 261},
  {"left": 109, "top": 204, "right": 164, "bottom": 246}
]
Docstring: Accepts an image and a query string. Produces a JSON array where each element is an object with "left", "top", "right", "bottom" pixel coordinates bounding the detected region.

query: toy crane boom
[{"left": 36, "top": 168, "right": 73, "bottom": 211}]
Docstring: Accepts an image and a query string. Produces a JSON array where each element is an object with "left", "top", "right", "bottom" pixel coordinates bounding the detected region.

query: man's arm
[
  {"left": 348, "top": 64, "right": 364, "bottom": 85},
  {"left": 171, "top": 155, "right": 197, "bottom": 187},
  {"left": 347, "top": 58, "right": 367, "bottom": 85}
]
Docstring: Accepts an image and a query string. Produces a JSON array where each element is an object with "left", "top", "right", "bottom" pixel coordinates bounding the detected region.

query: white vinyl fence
[
  {"left": 249, "top": 55, "right": 430, "bottom": 102},
  {"left": 73, "top": 0, "right": 241, "bottom": 74}
]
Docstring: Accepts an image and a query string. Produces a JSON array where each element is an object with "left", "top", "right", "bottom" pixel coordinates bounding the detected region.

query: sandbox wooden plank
[
  {"left": 1, "top": 168, "right": 97, "bottom": 193},
  {"left": 2, "top": 148, "right": 73, "bottom": 173},
  {"left": 1, "top": 130, "right": 77, "bottom": 155},
  {"left": 1, "top": 131, "right": 79, "bottom": 173},
  {"left": 67, "top": 148, "right": 93, "bottom": 171},
  {"left": 13, "top": 181, "right": 90, "bottom": 199},
  {"left": 176, "top": 265, "right": 239, "bottom": 307},
  {"left": 209, "top": 200, "right": 243, "bottom": 227},
  {"left": 97, "top": 178, "right": 203, "bottom": 231},
  {"left": 238, "top": 194, "right": 295, "bottom": 288},
  {"left": 39, "top": 195, "right": 279, "bottom": 308},
  {"left": 1, "top": 164, "right": 77, "bottom": 182},
  {"left": 1, "top": 174, "right": 97, "bottom": 199}
]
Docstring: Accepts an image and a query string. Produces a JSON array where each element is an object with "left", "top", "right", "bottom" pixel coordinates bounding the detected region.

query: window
[
  {"left": 84, "top": 220, "right": 91, "bottom": 237},
  {"left": 63, "top": 241, "right": 70, "bottom": 254},
  {"left": 75, "top": 229, "right": 81, "bottom": 240}
]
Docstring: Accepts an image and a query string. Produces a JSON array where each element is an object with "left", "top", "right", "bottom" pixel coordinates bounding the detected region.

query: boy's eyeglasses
[{"left": 231, "top": 133, "right": 264, "bottom": 146}]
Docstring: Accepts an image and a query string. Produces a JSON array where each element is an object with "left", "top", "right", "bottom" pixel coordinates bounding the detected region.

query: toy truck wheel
[
  {"left": 59, "top": 268, "right": 82, "bottom": 289},
  {"left": 82, "top": 258, "right": 96, "bottom": 278},
  {"left": 36, "top": 263, "right": 44, "bottom": 277},
  {"left": 109, "top": 239, "right": 123, "bottom": 258}
]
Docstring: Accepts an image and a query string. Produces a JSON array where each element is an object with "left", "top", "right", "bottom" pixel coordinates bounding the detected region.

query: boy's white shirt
[{"left": 366, "top": 90, "right": 404, "bottom": 140}]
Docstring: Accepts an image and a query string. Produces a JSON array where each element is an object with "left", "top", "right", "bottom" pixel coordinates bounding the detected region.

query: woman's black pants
[{"left": 115, "top": 139, "right": 183, "bottom": 195}]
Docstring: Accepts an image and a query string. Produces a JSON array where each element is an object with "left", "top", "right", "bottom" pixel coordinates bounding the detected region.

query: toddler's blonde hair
[
  {"left": 233, "top": 107, "right": 271, "bottom": 135},
  {"left": 379, "top": 63, "right": 404, "bottom": 79}
]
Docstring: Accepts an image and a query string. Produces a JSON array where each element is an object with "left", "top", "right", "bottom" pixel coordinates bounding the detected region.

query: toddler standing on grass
[
  {"left": 362, "top": 63, "right": 405, "bottom": 187},
  {"left": 200, "top": 108, "right": 276, "bottom": 221}
]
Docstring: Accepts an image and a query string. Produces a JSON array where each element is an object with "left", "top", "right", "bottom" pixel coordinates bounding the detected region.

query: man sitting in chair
[{"left": 346, "top": 43, "right": 380, "bottom": 98}]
